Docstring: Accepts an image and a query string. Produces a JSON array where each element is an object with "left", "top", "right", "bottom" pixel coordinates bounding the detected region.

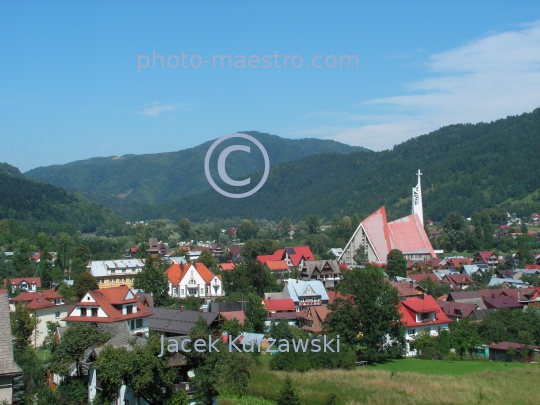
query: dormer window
[
  {"left": 81, "top": 308, "right": 87, "bottom": 316},
  {"left": 126, "top": 305, "right": 133, "bottom": 314}
]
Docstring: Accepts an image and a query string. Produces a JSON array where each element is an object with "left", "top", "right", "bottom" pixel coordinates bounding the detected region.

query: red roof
[
  {"left": 441, "top": 274, "right": 475, "bottom": 289},
  {"left": 165, "top": 263, "right": 217, "bottom": 285},
  {"left": 474, "top": 251, "right": 496, "bottom": 264},
  {"left": 195, "top": 263, "right": 216, "bottom": 284},
  {"left": 339, "top": 264, "right": 349, "bottom": 271},
  {"left": 219, "top": 263, "right": 236, "bottom": 271},
  {"left": 63, "top": 285, "right": 152, "bottom": 323},
  {"left": 264, "top": 260, "right": 289, "bottom": 271},
  {"left": 361, "top": 207, "right": 392, "bottom": 261},
  {"left": 399, "top": 296, "right": 452, "bottom": 328},
  {"left": 388, "top": 214, "right": 436, "bottom": 257},
  {"left": 488, "top": 341, "right": 540, "bottom": 351},
  {"left": 10, "top": 290, "right": 67, "bottom": 310},
  {"left": 6, "top": 277, "right": 41, "bottom": 288},
  {"left": 445, "top": 258, "right": 472, "bottom": 268},
  {"left": 287, "top": 246, "right": 315, "bottom": 266},
  {"left": 257, "top": 249, "right": 286, "bottom": 265},
  {"left": 524, "top": 264, "right": 540, "bottom": 270},
  {"left": 220, "top": 311, "right": 246, "bottom": 324},
  {"left": 263, "top": 298, "right": 296, "bottom": 312}
]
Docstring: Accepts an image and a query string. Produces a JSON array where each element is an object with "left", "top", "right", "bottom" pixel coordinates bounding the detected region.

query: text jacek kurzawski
[{"left": 158, "top": 334, "right": 340, "bottom": 357}]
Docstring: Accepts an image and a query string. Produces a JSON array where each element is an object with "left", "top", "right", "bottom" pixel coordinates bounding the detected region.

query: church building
[{"left": 338, "top": 170, "right": 435, "bottom": 266}]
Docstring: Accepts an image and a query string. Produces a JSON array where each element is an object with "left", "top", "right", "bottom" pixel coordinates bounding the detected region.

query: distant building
[
  {"left": 4, "top": 277, "right": 41, "bottom": 292},
  {"left": 400, "top": 295, "right": 452, "bottom": 357},
  {"left": 300, "top": 260, "right": 342, "bottom": 288},
  {"left": 63, "top": 285, "right": 152, "bottom": 336},
  {"left": 339, "top": 171, "right": 435, "bottom": 265},
  {"left": 164, "top": 262, "right": 225, "bottom": 303},
  {"left": 281, "top": 279, "right": 329, "bottom": 311},
  {"left": 87, "top": 259, "right": 146, "bottom": 289},
  {"left": 9, "top": 290, "right": 68, "bottom": 347}
]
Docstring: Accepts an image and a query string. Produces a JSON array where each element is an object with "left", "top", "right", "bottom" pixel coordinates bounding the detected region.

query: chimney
[
  {"left": 410, "top": 281, "right": 414, "bottom": 288},
  {"left": 491, "top": 293, "right": 495, "bottom": 299},
  {"left": 180, "top": 306, "right": 185, "bottom": 312}
]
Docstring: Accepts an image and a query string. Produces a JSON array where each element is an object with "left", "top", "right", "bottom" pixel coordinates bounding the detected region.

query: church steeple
[{"left": 412, "top": 169, "right": 424, "bottom": 226}]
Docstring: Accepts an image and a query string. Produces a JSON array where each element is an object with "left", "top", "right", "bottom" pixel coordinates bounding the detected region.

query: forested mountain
[
  {"left": 25, "top": 132, "right": 369, "bottom": 207},
  {"left": 136, "top": 108, "right": 540, "bottom": 222},
  {"left": 0, "top": 168, "right": 125, "bottom": 234}
]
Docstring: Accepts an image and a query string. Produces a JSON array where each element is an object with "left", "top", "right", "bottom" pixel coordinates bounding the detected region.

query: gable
[
  {"left": 304, "top": 285, "right": 315, "bottom": 295},
  {"left": 82, "top": 293, "right": 96, "bottom": 303}
]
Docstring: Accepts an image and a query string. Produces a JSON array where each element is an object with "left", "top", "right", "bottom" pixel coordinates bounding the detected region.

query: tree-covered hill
[
  {"left": 0, "top": 169, "right": 125, "bottom": 234},
  {"left": 136, "top": 108, "right": 540, "bottom": 222},
  {"left": 24, "top": 132, "right": 369, "bottom": 206}
]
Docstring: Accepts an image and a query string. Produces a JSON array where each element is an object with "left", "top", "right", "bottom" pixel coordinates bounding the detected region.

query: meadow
[{"left": 220, "top": 358, "right": 540, "bottom": 405}]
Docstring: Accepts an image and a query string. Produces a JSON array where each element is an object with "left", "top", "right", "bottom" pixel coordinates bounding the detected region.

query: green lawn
[
  {"left": 232, "top": 357, "right": 540, "bottom": 405},
  {"left": 367, "top": 357, "right": 531, "bottom": 376},
  {"left": 36, "top": 348, "right": 51, "bottom": 361}
]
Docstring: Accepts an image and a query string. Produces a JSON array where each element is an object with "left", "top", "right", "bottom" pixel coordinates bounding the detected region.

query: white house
[
  {"left": 399, "top": 295, "right": 452, "bottom": 357},
  {"left": 165, "top": 262, "right": 225, "bottom": 303},
  {"left": 63, "top": 285, "right": 152, "bottom": 336},
  {"left": 9, "top": 289, "right": 68, "bottom": 348},
  {"left": 281, "top": 279, "right": 329, "bottom": 311},
  {"left": 6, "top": 277, "right": 41, "bottom": 292}
]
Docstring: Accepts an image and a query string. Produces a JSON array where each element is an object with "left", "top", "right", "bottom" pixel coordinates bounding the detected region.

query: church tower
[{"left": 412, "top": 169, "right": 424, "bottom": 226}]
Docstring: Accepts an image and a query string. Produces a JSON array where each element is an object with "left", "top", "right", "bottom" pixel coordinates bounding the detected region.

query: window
[
  {"left": 200, "top": 288, "right": 204, "bottom": 295},
  {"left": 173, "top": 287, "right": 178, "bottom": 297},
  {"left": 91, "top": 308, "right": 98, "bottom": 317},
  {"left": 55, "top": 311, "right": 61, "bottom": 318},
  {"left": 189, "top": 279, "right": 196, "bottom": 285},
  {"left": 126, "top": 305, "right": 133, "bottom": 314},
  {"left": 180, "top": 288, "right": 184, "bottom": 295},
  {"left": 81, "top": 308, "right": 87, "bottom": 316},
  {"left": 136, "top": 319, "right": 143, "bottom": 328},
  {"left": 188, "top": 288, "right": 197, "bottom": 296},
  {"left": 130, "top": 320, "right": 135, "bottom": 330},
  {"left": 408, "top": 329, "right": 416, "bottom": 335},
  {"left": 129, "top": 278, "right": 133, "bottom": 283}
]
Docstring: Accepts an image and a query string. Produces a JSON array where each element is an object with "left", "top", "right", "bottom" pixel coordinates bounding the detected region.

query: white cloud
[
  {"left": 307, "top": 21, "right": 540, "bottom": 150},
  {"left": 139, "top": 101, "right": 177, "bottom": 117}
]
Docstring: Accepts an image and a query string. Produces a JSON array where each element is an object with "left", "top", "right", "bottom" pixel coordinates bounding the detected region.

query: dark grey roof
[
  {"left": 301, "top": 260, "right": 341, "bottom": 278},
  {"left": 210, "top": 301, "right": 243, "bottom": 313},
  {"left": 0, "top": 293, "right": 22, "bottom": 375},
  {"left": 447, "top": 291, "right": 481, "bottom": 300},
  {"left": 148, "top": 308, "right": 219, "bottom": 335},
  {"left": 470, "top": 308, "right": 497, "bottom": 321},
  {"left": 96, "top": 322, "right": 130, "bottom": 336},
  {"left": 102, "top": 322, "right": 147, "bottom": 350}
]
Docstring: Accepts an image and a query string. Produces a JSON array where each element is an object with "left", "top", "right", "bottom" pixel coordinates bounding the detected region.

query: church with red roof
[{"left": 339, "top": 171, "right": 435, "bottom": 266}]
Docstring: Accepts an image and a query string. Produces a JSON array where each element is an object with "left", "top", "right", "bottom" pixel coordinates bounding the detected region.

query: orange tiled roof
[{"left": 265, "top": 260, "right": 289, "bottom": 271}]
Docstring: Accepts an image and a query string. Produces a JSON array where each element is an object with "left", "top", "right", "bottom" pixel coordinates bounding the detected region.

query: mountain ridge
[
  {"left": 134, "top": 109, "right": 540, "bottom": 222},
  {"left": 25, "top": 132, "right": 369, "bottom": 207}
]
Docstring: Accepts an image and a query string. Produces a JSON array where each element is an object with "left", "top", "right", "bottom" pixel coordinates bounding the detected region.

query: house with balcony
[
  {"left": 63, "top": 285, "right": 152, "bottom": 336},
  {"left": 300, "top": 260, "right": 342, "bottom": 288},
  {"left": 87, "top": 259, "right": 146, "bottom": 289},
  {"left": 472, "top": 251, "right": 499, "bottom": 268},
  {"left": 399, "top": 295, "right": 452, "bottom": 356},
  {"left": 4, "top": 277, "right": 41, "bottom": 292},
  {"left": 281, "top": 279, "right": 329, "bottom": 311},
  {"left": 9, "top": 290, "right": 68, "bottom": 347},
  {"left": 165, "top": 262, "right": 225, "bottom": 303}
]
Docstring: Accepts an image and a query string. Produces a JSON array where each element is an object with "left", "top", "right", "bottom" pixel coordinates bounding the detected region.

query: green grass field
[
  {"left": 220, "top": 357, "right": 540, "bottom": 405},
  {"left": 367, "top": 357, "right": 529, "bottom": 375}
]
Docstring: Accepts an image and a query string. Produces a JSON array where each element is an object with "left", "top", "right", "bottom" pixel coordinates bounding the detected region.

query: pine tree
[{"left": 278, "top": 375, "right": 301, "bottom": 405}]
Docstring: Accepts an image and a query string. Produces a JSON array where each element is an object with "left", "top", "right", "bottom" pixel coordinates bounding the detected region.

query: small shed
[{"left": 488, "top": 342, "right": 540, "bottom": 362}]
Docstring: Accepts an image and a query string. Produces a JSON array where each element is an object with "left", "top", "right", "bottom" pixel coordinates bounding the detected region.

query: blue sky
[{"left": 1, "top": 0, "right": 539, "bottom": 172}]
